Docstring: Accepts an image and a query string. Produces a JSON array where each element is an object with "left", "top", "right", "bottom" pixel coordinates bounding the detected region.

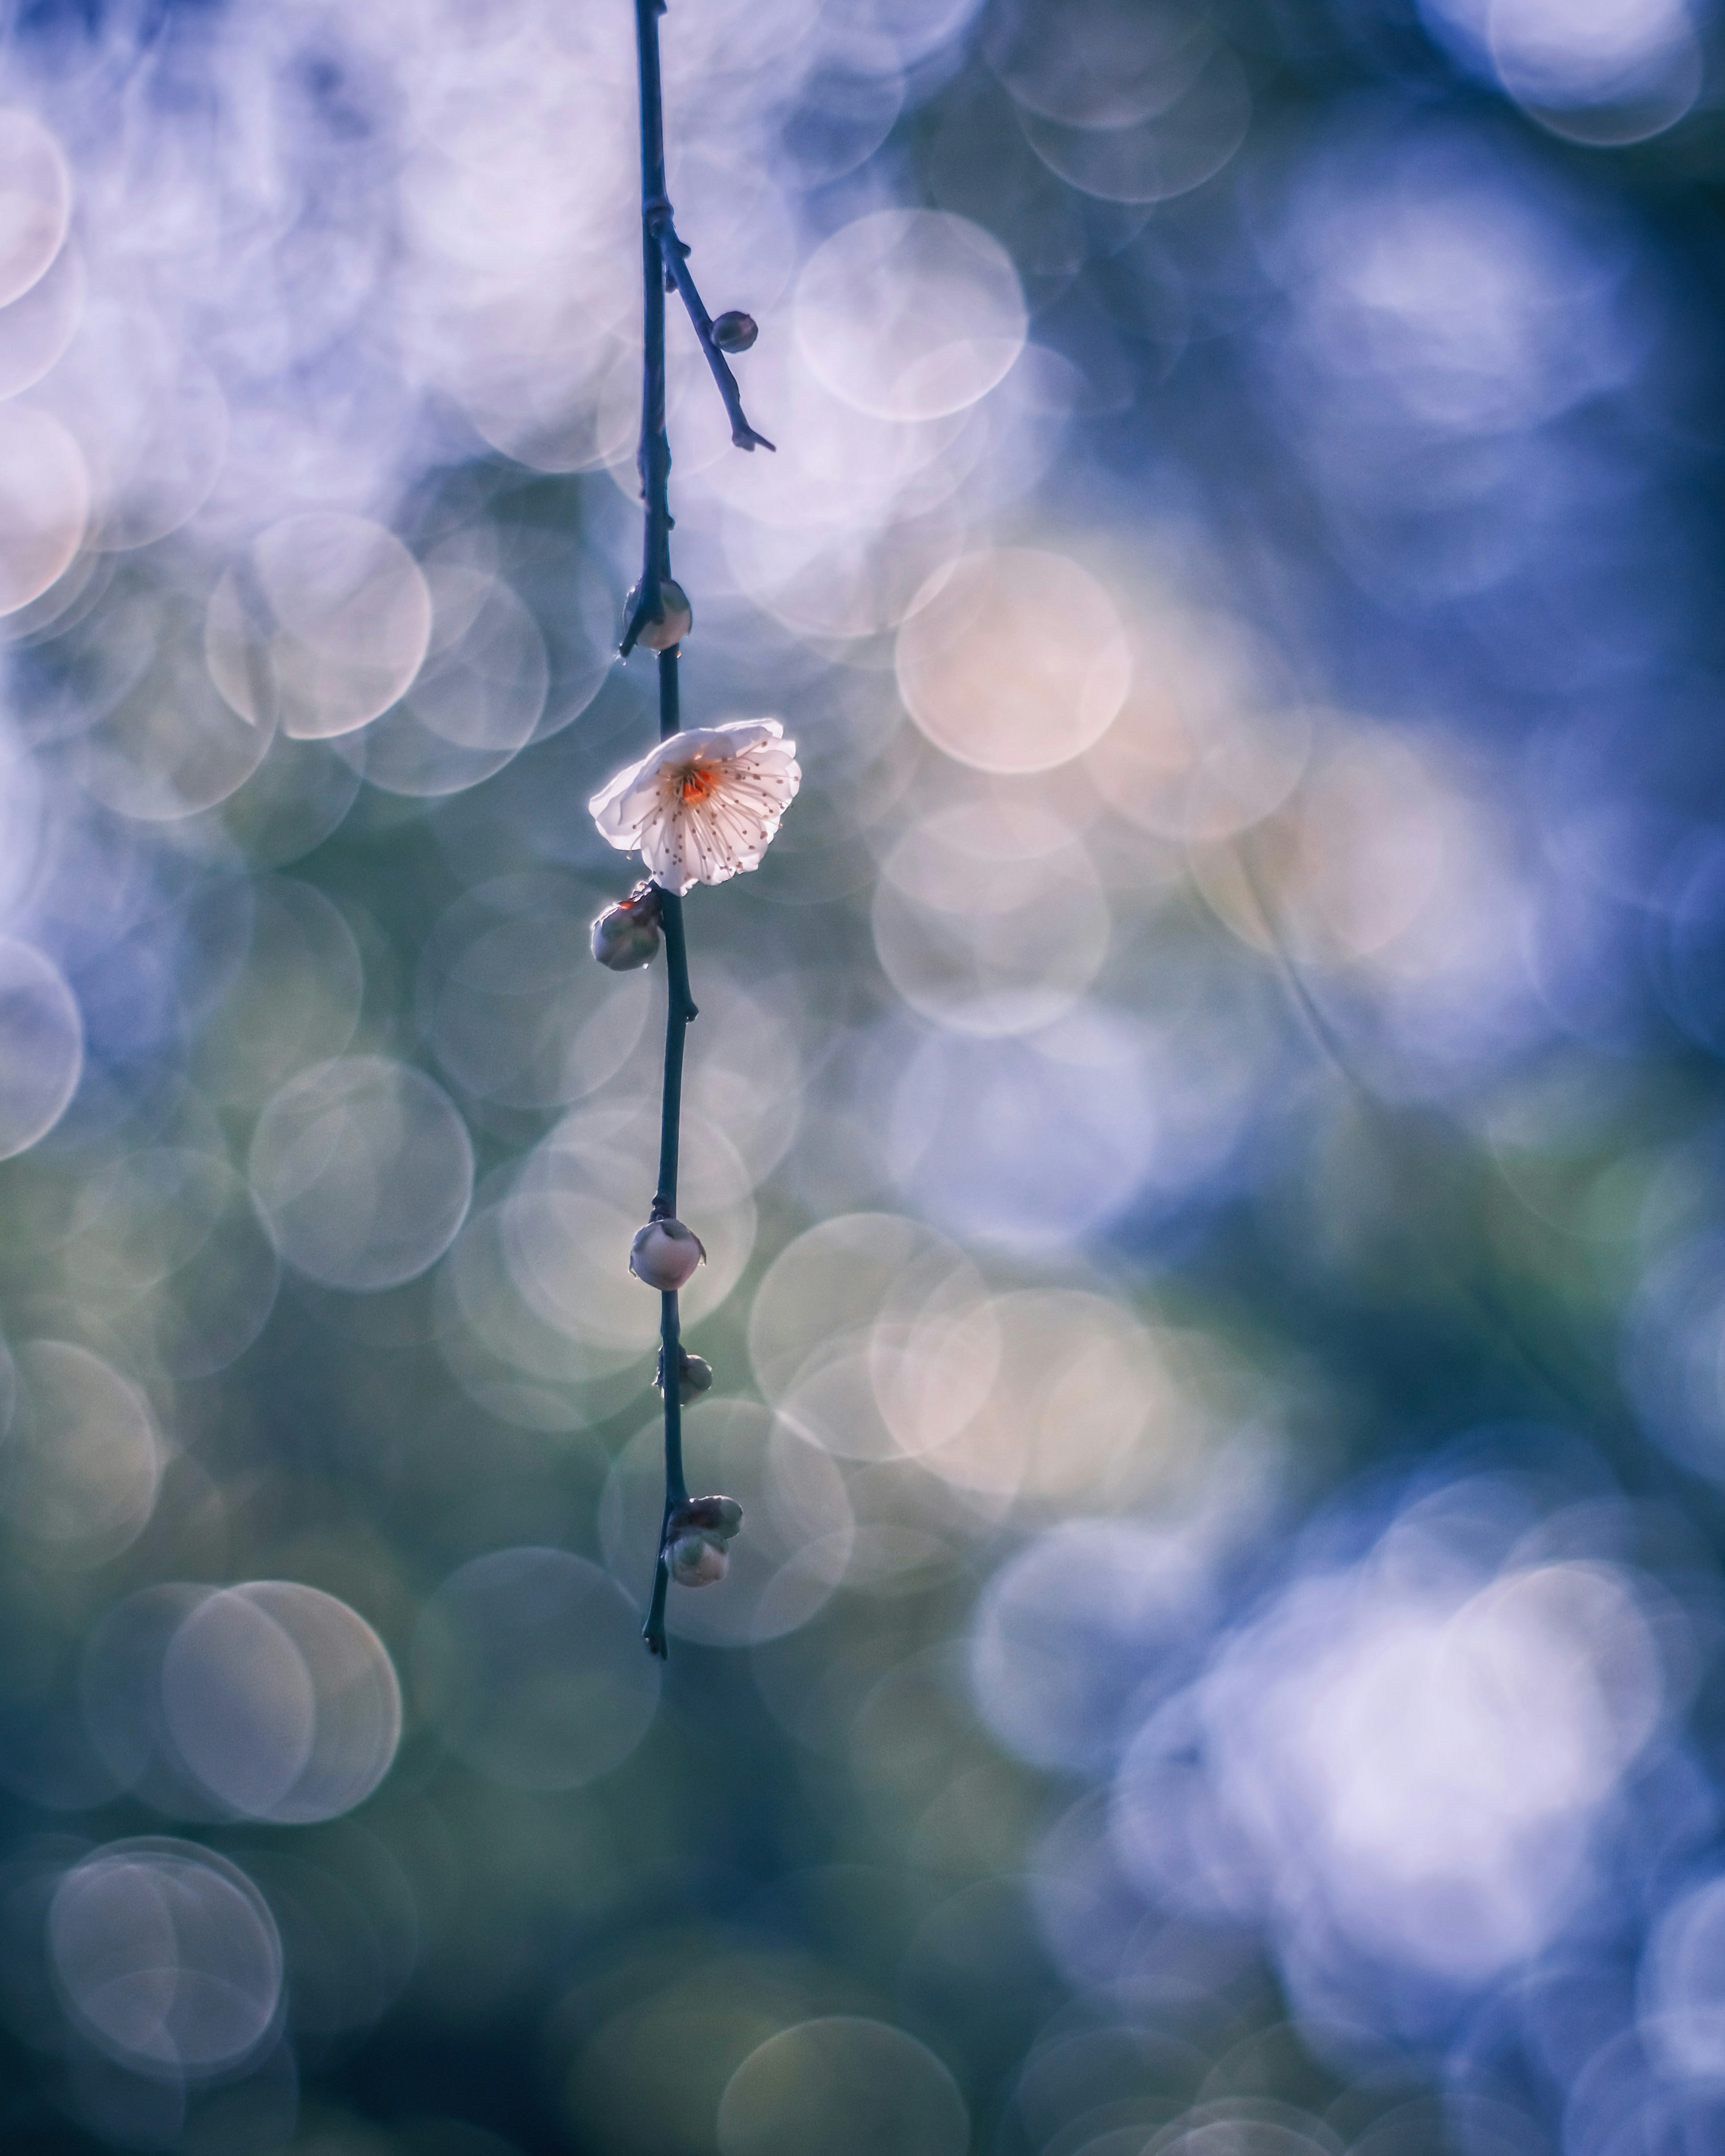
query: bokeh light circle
[
  {"left": 895, "top": 549, "right": 1131, "bottom": 774},
  {"left": 1491, "top": 0, "right": 1700, "bottom": 144},
  {"left": 920, "top": 1289, "right": 1197, "bottom": 1507},
  {"left": 986, "top": 0, "right": 1218, "bottom": 128},
  {"left": 414, "top": 1547, "right": 660, "bottom": 1789},
  {"left": 160, "top": 1582, "right": 402, "bottom": 1823},
  {"left": 750, "top": 1212, "right": 997, "bottom": 1462},
  {"left": 872, "top": 800, "right": 1110, "bottom": 1035},
  {"left": 1014, "top": 44, "right": 1251, "bottom": 205},
  {"left": 888, "top": 1020, "right": 1157, "bottom": 1249},
  {"left": 0, "top": 937, "right": 82, "bottom": 1155},
  {"left": 795, "top": 210, "right": 1026, "bottom": 422},
  {"left": 0, "top": 1340, "right": 161, "bottom": 1566},
  {"left": 207, "top": 514, "right": 433, "bottom": 741},
  {"left": 0, "top": 238, "right": 83, "bottom": 399},
  {"left": 1420, "top": 0, "right": 1702, "bottom": 142},
  {"left": 972, "top": 1520, "right": 1211, "bottom": 1770},
  {"left": 1643, "top": 1874, "right": 1725, "bottom": 2081},
  {"left": 249, "top": 1056, "right": 474, "bottom": 1290},
  {"left": 199, "top": 878, "right": 364, "bottom": 1109},
  {"left": 76, "top": 591, "right": 277, "bottom": 822},
  {"left": 0, "top": 110, "right": 71, "bottom": 307},
  {"left": 718, "top": 2017, "right": 968, "bottom": 2156},
  {"left": 49, "top": 1839, "right": 283, "bottom": 2078},
  {"left": 0, "top": 404, "right": 89, "bottom": 613},
  {"left": 62, "top": 1146, "right": 281, "bottom": 1377}
]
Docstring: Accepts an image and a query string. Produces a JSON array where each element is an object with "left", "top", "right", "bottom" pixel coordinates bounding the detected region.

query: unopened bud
[
  {"left": 666, "top": 1493, "right": 743, "bottom": 1589},
  {"left": 657, "top": 1348, "right": 714, "bottom": 1405},
  {"left": 591, "top": 882, "right": 662, "bottom": 971},
  {"left": 626, "top": 577, "right": 692, "bottom": 651},
  {"left": 629, "top": 1215, "right": 707, "bottom": 1291},
  {"left": 712, "top": 311, "right": 758, "bottom": 354},
  {"left": 669, "top": 1535, "right": 728, "bottom": 1585}
]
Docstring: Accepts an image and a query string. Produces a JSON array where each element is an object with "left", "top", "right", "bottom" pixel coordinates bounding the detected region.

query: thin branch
[
  {"left": 642, "top": 669, "right": 699, "bottom": 1662},
  {"left": 621, "top": 0, "right": 672, "bottom": 663},
  {"left": 652, "top": 215, "right": 775, "bottom": 453},
  {"left": 625, "top": 0, "right": 769, "bottom": 1654},
  {"left": 629, "top": 0, "right": 697, "bottom": 1657},
  {"left": 619, "top": 0, "right": 772, "bottom": 660}
]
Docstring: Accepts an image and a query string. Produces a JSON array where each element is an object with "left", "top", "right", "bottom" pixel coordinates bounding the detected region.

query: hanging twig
[
  {"left": 621, "top": 0, "right": 772, "bottom": 1658},
  {"left": 622, "top": 0, "right": 673, "bottom": 664},
  {"left": 642, "top": 680, "right": 697, "bottom": 1661},
  {"left": 653, "top": 219, "right": 776, "bottom": 455},
  {"left": 619, "top": 0, "right": 772, "bottom": 664}
]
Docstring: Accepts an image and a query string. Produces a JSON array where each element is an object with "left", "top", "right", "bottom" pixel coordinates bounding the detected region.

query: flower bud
[
  {"left": 711, "top": 310, "right": 758, "bottom": 353},
  {"left": 626, "top": 577, "right": 692, "bottom": 651},
  {"left": 656, "top": 1348, "right": 714, "bottom": 1405},
  {"left": 669, "top": 1534, "right": 728, "bottom": 1585},
  {"left": 628, "top": 1216, "right": 706, "bottom": 1291},
  {"left": 591, "top": 882, "right": 661, "bottom": 971},
  {"left": 665, "top": 1493, "right": 743, "bottom": 1589}
]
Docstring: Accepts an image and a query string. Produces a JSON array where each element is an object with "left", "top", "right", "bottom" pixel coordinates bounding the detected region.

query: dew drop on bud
[{"left": 711, "top": 311, "right": 758, "bottom": 353}]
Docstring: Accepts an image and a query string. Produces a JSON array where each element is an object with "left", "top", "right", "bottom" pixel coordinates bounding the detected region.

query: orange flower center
[{"left": 676, "top": 762, "right": 720, "bottom": 804}]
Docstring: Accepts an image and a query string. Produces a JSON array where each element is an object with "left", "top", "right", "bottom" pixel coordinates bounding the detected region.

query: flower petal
[{"left": 591, "top": 721, "right": 801, "bottom": 894}]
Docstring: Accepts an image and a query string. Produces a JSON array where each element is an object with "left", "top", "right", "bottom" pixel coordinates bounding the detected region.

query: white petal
[
  {"left": 588, "top": 751, "right": 657, "bottom": 848},
  {"left": 589, "top": 721, "right": 801, "bottom": 890}
]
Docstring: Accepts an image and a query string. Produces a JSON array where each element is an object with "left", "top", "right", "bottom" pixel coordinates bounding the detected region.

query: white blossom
[{"left": 588, "top": 720, "right": 801, "bottom": 897}]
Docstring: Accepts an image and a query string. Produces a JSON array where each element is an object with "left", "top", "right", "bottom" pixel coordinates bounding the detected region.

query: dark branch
[
  {"left": 631, "top": 0, "right": 702, "bottom": 1657},
  {"left": 652, "top": 214, "right": 776, "bottom": 453},
  {"left": 620, "top": 1, "right": 770, "bottom": 658},
  {"left": 627, "top": 0, "right": 772, "bottom": 1656},
  {"left": 622, "top": 0, "right": 672, "bottom": 662}
]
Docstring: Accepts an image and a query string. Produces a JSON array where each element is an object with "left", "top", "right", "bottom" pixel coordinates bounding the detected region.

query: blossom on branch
[{"left": 588, "top": 720, "right": 800, "bottom": 897}]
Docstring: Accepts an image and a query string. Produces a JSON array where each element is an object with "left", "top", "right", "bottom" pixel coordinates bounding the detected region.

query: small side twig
[
  {"left": 620, "top": 0, "right": 772, "bottom": 662},
  {"left": 651, "top": 212, "right": 775, "bottom": 453}
]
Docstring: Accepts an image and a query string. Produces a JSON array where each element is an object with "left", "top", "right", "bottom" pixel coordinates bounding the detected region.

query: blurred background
[{"left": 0, "top": 0, "right": 1721, "bottom": 2150}]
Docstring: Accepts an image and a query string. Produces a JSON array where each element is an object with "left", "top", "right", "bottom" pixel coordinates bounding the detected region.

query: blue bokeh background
[{"left": 0, "top": 0, "right": 1721, "bottom": 2150}]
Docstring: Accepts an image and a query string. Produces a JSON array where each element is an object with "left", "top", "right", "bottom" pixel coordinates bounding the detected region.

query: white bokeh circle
[
  {"left": 49, "top": 1839, "right": 283, "bottom": 2079},
  {"left": 0, "top": 937, "right": 81, "bottom": 1155},
  {"left": 413, "top": 1546, "right": 660, "bottom": 1790},
  {"left": 795, "top": 210, "right": 1026, "bottom": 422},
  {"left": 160, "top": 1581, "right": 402, "bottom": 1824},
  {"left": 207, "top": 514, "right": 433, "bottom": 741},
  {"left": 249, "top": 1056, "right": 474, "bottom": 1290}
]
